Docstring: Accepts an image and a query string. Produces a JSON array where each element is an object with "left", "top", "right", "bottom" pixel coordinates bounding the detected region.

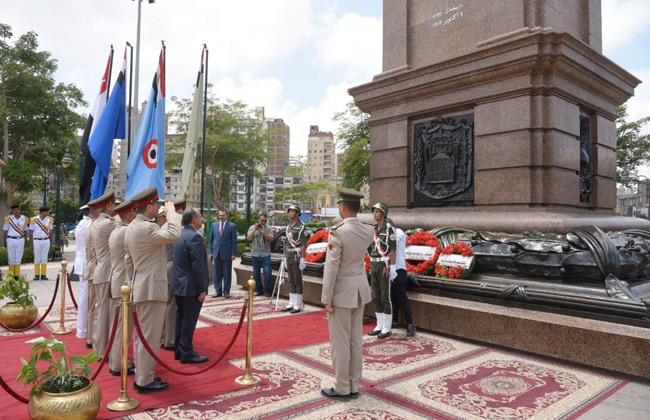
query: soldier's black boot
[{"left": 407, "top": 324, "right": 416, "bottom": 338}]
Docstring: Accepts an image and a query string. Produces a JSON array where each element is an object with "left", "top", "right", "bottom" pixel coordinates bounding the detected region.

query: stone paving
[{"left": 2, "top": 239, "right": 648, "bottom": 419}]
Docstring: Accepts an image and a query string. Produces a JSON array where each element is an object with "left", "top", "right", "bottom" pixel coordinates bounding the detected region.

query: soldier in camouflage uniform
[
  {"left": 282, "top": 204, "right": 310, "bottom": 314},
  {"left": 367, "top": 203, "right": 397, "bottom": 339}
]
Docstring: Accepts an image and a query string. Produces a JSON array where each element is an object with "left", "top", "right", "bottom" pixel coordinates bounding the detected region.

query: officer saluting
[
  {"left": 367, "top": 202, "right": 396, "bottom": 339},
  {"left": 30, "top": 206, "right": 54, "bottom": 280},
  {"left": 321, "top": 188, "right": 373, "bottom": 402},
  {"left": 282, "top": 204, "right": 310, "bottom": 314},
  {"left": 4, "top": 204, "right": 28, "bottom": 276}
]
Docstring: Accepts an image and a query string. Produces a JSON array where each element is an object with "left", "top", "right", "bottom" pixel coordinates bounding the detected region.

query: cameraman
[{"left": 247, "top": 213, "right": 275, "bottom": 297}]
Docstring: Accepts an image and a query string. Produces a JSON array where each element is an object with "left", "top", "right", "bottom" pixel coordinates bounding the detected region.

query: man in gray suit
[
  {"left": 173, "top": 208, "right": 209, "bottom": 364},
  {"left": 125, "top": 187, "right": 181, "bottom": 394},
  {"left": 321, "top": 188, "right": 373, "bottom": 402}
]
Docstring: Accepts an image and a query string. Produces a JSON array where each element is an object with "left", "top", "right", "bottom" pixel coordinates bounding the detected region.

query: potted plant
[
  {"left": 0, "top": 272, "right": 38, "bottom": 328},
  {"left": 17, "top": 336, "right": 102, "bottom": 420}
]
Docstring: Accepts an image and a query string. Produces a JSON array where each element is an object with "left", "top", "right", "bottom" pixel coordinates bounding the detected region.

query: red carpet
[{"left": 0, "top": 308, "right": 332, "bottom": 419}]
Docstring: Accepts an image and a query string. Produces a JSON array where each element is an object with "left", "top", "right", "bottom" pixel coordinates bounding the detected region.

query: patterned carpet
[{"left": 122, "top": 331, "right": 626, "bottom": 420}]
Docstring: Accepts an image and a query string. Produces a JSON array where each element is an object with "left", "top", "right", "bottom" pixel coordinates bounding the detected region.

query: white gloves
[
  {"left": 299, "top": 258, "right": 306, "bottom": 272},
  {"left": 389, "top": 265, "right": 397, "bottom": 281},
  {"left": 282, "top": 258, "right": 288, "bottom": 271}
]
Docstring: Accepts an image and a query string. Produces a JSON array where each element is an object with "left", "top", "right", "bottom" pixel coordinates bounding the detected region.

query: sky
[{"left": 1, "top": 0, "right": 649, "bottom": 162}]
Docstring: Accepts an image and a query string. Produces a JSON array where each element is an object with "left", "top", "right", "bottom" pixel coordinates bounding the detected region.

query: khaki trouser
[
  {"left": 327, "top": 301, "right": 364, "bottom": 395},
  {"left": 109, "top": 298, "right": 134, "bottom": 372},
  {"left": 134, "top": 300, "right": 166, "bottom": 386},
  {"left": 86, "top": 279, "right": 96, "bottom": 345},
  {"left": 286, "top": 250, "right": 303, "bottom": 294},
  {"left": 92, "top": 282, "right": 112, "bottom": 356},
  {"left": 370, "top": 262, "right": 392, "bottom": 314},
  {"left": 161, "top": 261, "right": 176, "bottom": 347}
]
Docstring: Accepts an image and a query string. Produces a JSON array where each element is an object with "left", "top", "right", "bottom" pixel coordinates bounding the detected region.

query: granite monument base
[{"left": 234, "top": 260, "right": 650, "bottom": 379}]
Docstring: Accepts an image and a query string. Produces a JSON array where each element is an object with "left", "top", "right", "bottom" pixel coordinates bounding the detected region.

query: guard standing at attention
[
  {"left": 30, "top": 206, "right": 54, "bottom": 280},
  {"left": 4, "top": 204, "right": 28, "bottom": 276},
  {"left": 87, "top": 190, "right": 118, "bottom": 357},
  {"left": 320, "top": 188, "right": 374, "bottom": 401},
  {"left": 367, "top": 202, "right": 397, "bottom": 339},
  {"left": 157, "top": 203, "right": 177, "bottom": 351},
  {"left": 282, "top": 204, "right": 310, "bottom": 314},
  {"left": 125, "top": 187, "right": 181, "bottom": 394},
  {"left": 75, "top": 205, "right": 93, "bottom": 341}
]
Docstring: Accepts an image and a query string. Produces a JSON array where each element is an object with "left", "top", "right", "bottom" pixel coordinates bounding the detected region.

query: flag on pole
[
  {"left": 126, "top": 49, "right": 166, "bottom": 199},
  {"left": 88, "top": 48, "right": 127, "bottom": 200},
  {"left": 179, "top": 49, "right": 205, "bottom": 199},
  {"left": 79, "top": 50, "right": 112, "bottom": 204}
]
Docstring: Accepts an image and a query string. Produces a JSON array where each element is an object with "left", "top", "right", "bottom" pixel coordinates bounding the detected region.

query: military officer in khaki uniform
[
  {"left": 125, "top": 187, "right": 181, "bottom": 394},
  {"left": 108, "top": 199, "right": 137, "bottom": 376},
  {"left": 4, "top": 204, "right": 28, "bottom": 276},
  {"left": 367, "top": 202, "right": 397, "bottom": 339},
  {"left": 321, "top": 188, "right": 373, "bottom": 402},
  {"left": 30, "top": 206, "right": 54, "bottom": 280},
  {"left": 87, "top": 191, "right": 118, "bottom": 356},
  {"left": 84, "top": 205, "right": 101, "bottom": 349},
  {"left": 156, "top": 203, "right": 177, "bottom": 351},
  {"left": 282, "top": 204, "right": 310, "bottom": 313}
]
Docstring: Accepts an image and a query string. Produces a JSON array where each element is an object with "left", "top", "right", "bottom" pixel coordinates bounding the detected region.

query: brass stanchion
[
  {"left": 52, "top": 261, "right": 72, "bottom": 335},
  {"left": 235, "top": 277, "right": 261, "bottom": 386},
  {"left": 107, "top": 284, "right": 139, "bottom": 411}
]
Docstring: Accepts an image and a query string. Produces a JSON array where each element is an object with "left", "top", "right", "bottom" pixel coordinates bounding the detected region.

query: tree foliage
[
  {"left": 0, "top": 23, "right": 85, "bottom": 216},
  {"left": 616, "top": 104, "right": 650, "bottom": 180},
  {"left": 168, "top": 95, "right": 271, "bottom": 209},
  {"left": 333, "top": 102, "right": 370, "bottom": 190},
  {"left": 273, "top": 181, "right": 333, "bottom": 210}
]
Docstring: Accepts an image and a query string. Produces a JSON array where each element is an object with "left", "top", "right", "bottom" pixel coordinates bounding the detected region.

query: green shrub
[
  {"left": 236, "top": 243, "right": 250, "bottom": 257},
  {"left": 22, "top": 248, "right": 34, "bottom": 263},
  {"left": 0, "top": 247, "right": 7, "bottom": 265}
]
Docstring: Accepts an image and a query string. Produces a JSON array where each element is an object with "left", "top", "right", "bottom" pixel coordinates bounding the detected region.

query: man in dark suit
[
  {"left": 172, "top": 208, "right": 209, "bottom": 364},
  {"left": 209, "top": 209, "right": 238, "bottom": 298}
]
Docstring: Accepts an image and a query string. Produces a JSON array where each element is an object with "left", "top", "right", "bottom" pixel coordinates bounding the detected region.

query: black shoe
[
  {"left": 264, "top": 291, "right": 272, "bottom": 298},
  {"left": 378, "top": 330, "right": 391, "bottom": 339},
  {"left": 368, "top": 329, "right": 381, "bottom": 336},
  {"left": 321, "top": 387, "right": 350, "bottom": 402},
  {"left": 109, "top": 364, "right": 135, "bottom": 376},
  {"left": 161, "top": 345, "right": 174, "bottom": 351},
  {"left": 134, "top": 380, "right": 169, "bottom": 394},
  {"left": 33, "top": 276, "right": 39, "bottom": 281},
  {"left": 290, "top": 307, "right": 302, "bottom": 314},
  {"left": 407, "top": 324, "right": 416, "bottom": 338},
  {"left": 281, "top": 306, "right": 293, "bottom": 312},
  {"left": 181, "top": 356, "right": 209, "bottom": 364},
  {"left": 85, "top": 342, "right": 92, "bottom": 349},
  {"left": 41, "top": 276, "right": 49, "bottom": 280},
  {"left": 350, "top": 392, "right": 359, "bottom": 400},
  {"left": 254, "top": 291, "right": 264, "bottom": 297},
  {"left": 212, "top": 293, "right": 222, "bottom": 298}
]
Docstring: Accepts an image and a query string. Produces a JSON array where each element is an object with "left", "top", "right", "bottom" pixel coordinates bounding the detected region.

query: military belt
[{"left": 370, "top": 257, "right": 390, "bottom": 263}]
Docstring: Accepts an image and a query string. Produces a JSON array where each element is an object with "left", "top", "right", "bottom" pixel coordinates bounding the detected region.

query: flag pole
[
  {"left": 107, "top": 45, "right": 114, "bottom": 103},
  {"left": 200, "top": 44, "right": 208, "bottom": 213},
  {"left": 126, "top": 41, "right": 133, "bottom": 158}
]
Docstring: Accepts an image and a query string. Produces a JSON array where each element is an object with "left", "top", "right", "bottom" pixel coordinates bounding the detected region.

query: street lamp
[
  {"left": 621, "top": 172, "right": 650, "bottom": 218},
  {"left": 55, "top": 141, "right": 74, "bottom": 256}
]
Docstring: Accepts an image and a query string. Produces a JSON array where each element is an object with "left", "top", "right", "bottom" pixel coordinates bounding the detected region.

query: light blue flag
[
  {"left": 126, "top": 50, "right": 166, "bottom": 199},
  {"left": 88, "top": 51, "right": 127, "bottom": 200}
]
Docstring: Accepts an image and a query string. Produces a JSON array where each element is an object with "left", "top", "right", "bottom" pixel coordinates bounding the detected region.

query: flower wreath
[
  {"left": 405, "top": 231, "right": 441, "bottom": 275},
  {"left": 305, "top": 230, "right": 329, "bottom": 263},
  {"left": 434, "top": 242, "right": 475, "bottom": 279}
]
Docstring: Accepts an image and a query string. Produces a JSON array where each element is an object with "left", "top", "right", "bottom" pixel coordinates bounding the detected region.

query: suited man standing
[
  {"left": 209, "top": 210, "right": 237, "bottom": 298},
  {"left": 125, "top": 187, "right": 181, "bottom": 394},
  {"left": 173, "top": 208, "right": 209, "bottom": 364},
  {"left": 321, "top": 188, "right": 374, "bottom": 402}
]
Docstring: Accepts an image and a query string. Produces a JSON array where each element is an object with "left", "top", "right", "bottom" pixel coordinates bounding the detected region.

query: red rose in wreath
[
  {"left": 305, "top": 230, "right": 329, "bottom": 263},
  {"left": 405, "top": 231, "right": 441, "bottom": 275},
  {"left": 435, "top": 241, "right": 475, "bottom": 279},
  {"left": 364, "top": 253, "right": 370, "bottom": 275}
]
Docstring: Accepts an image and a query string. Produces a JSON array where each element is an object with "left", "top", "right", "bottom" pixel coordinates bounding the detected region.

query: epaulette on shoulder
[
  {"left": 4, "top": 216, "right": 9, "bottom": 221},
  {"left": 329, "top": 221, "right": 345, "bottom": 235}
]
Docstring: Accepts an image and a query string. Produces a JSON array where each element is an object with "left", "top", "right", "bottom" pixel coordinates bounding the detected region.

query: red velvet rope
[
  {"left": 90, "top": 312, "right": 119, "bottom": 381},
  {"left": 132, "top": 301, "right": 247, "bottom": 375},
  {"left": 0, "top": 274, "right": 61, "bottom": 332},
  {"left": 66, "top": 275, "right": 78, "bottom": 310},
  {"left": 0, "top": 373, "right": 28, "bottom": 404}
]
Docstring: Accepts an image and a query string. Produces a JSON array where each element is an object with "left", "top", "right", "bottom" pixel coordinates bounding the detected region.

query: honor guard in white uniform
[
  {"left": 4, "top": 204, "right": 28, "bottom": 276},
  {"left": 30, "top": 206, "right": 54, "bottom": 280},
  {"left": 108, "top": 199, "right": 137, "bottom": 376},
  {"left": 282, "top": 204, "right": 310, "bottom": 313},
  {"left": 321, "top": 188, "right": 374, "bottom": 402},
  {"left": 125, "top": 187, "right": 181, "bottom": 394},
  {"left": 75, "top": 205, "right": 93, "bottom": 339},
  {"left": 87, "top": 190, "right": 118, "bottom": 357}
]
